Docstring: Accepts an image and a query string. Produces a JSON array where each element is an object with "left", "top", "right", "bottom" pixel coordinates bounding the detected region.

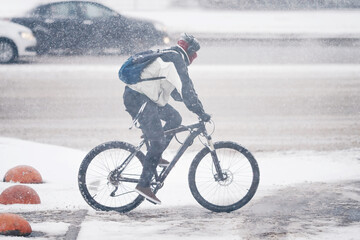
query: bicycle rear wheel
[
  {"left": 78, "top": 141, "right": 145, "bottom": 213},
  {"left": 188, "top": 141, "right": 260, "bottom": 212}
]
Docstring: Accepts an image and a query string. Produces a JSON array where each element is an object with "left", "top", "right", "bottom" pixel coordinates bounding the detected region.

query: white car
[{"left": 0, "top": 20, "right": 37, "bottom": 63}]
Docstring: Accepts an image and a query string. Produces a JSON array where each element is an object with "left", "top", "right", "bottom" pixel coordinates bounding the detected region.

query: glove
[
  {"left": 199, "top": 112, "right": 211, "bottom": 122},
  {"left": 171, "top": 89, "right": 183, "bottom": 102}
]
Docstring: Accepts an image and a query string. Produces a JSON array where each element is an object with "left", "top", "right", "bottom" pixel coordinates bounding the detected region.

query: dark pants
[{"left": 123, "top": 87, "right": 182, "bottom": 187}]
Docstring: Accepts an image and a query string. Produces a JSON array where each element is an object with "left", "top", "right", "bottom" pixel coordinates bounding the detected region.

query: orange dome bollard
[
  {"left": 0, "top": 185, "right": 41, "bottom": 205},
  {"left": 3, "top": 165, "right": 43, "bottom": 183},
  {"left": 0, "top": 213, "right": 32, "bottom": 236}
]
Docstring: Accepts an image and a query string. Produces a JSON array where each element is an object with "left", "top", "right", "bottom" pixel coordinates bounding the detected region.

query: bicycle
[{"left": 78, "top": 119, "right": 260, "bottom": 213}]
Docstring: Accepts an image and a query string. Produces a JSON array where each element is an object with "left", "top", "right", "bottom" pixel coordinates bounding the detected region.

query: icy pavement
[{"left": 0, "top": 138, "right": 359, "bottom": 239}]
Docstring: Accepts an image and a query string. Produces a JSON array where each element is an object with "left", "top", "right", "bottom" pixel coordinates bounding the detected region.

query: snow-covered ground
[{"left": 0, "top": 137, "right": 359, "bottom": 239}]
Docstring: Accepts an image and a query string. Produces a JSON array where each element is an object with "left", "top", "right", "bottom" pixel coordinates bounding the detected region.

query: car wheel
[{"left": 0, "top": 39, "right": 17, "bottom": 63}]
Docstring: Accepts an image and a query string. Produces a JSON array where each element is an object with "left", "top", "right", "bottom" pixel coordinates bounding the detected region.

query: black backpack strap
[
  {"left": 140, "top": 76, "right": 166, "bottom": 82},
  {"left": 136, "top": 48, "right": 178, "bottom": 83}
]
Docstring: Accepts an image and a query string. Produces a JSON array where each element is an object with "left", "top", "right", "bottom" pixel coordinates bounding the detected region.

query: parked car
[
  {"left": 11, "top": 1, "right": 170, "bottom": 55},
  {"left": 0, "top": 20, "right": 36, "bottom": 63}
]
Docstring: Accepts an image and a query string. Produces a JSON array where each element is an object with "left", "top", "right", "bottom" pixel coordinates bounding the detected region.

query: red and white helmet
[{"left": 177, "top": 33, "right": 200, "bottom": 65}]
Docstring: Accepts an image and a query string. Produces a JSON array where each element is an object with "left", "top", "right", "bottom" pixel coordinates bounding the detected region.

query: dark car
[{"left": 11, "top": 1, "right": 170, "bottom": 55}]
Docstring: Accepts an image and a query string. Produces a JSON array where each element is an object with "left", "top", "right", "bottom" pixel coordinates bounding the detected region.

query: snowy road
[
  {"left": 1, "top": 1, "right": 360, "bottom": 238},
  {"left": 0, "top": 43, "right": 359, "bottom": 152},
  {"left": 13, "top": 181, "right": 360, "bottom": 240},
  {"left": 1, "top": 42, "right": 360, "bottom": 239}
]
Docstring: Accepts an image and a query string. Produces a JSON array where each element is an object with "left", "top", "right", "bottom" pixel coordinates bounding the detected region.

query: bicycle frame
[
  {"left": 155, "top": 123, "right": 205, "bottom": 188},
  {"left": 115, "top": 120, "right": 223, "bottom": 193}
]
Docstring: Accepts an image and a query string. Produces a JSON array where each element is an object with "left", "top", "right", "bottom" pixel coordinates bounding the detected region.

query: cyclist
[{"left": 123, "top": 33, "right": 211, "bottom": 204}]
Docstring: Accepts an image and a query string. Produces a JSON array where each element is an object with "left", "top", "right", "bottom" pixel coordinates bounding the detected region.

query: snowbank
[
  {"left": 125, "top": 10, "right": 360, "bottom": 39},
  {"left": 1, "top": 1, "right": 360, "bottom": 39}
]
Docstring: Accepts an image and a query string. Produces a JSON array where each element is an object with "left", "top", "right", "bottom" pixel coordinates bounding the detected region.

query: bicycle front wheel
[
  {"left": 188, "top": 141, "right": 260, "bottom": 212},
  {"left": 78, "top": 141, "right": 145, "bottom": 213}
]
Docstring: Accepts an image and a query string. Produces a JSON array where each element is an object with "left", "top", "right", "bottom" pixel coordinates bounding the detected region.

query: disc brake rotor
[{"left": 215, "top": 169, "right": 233, "bottom": 186}]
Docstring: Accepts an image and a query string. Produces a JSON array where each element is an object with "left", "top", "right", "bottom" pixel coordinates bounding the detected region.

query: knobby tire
[{"left": 188, "top": 141, "right": 260, "bottom": 212}]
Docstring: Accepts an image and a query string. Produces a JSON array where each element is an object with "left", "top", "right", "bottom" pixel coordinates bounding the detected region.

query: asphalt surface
[{"left": 0, "top": 40, "right": 359, "bottom": 152}]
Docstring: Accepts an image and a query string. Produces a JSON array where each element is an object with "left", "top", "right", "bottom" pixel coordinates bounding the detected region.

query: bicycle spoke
[
  {"left": 78, "top": 141, "right": 145, "bottom": 212},
  {"left": 189, "top": 142, "right": 259, "bottom": 212}
]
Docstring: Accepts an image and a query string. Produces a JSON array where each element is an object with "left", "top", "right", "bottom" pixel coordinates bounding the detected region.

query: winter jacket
[{"left": 127, "top": 46, "right": 206, "bottom": 116}]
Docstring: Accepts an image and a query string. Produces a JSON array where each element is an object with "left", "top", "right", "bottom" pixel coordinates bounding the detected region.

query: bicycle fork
[{"left": 206, "top": 136, "right": 226, "bottom": 181}]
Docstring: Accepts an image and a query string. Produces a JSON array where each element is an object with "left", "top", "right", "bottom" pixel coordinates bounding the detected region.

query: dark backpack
[{"left": 118, "top": 50, "right": 167, "bottom": 85}]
